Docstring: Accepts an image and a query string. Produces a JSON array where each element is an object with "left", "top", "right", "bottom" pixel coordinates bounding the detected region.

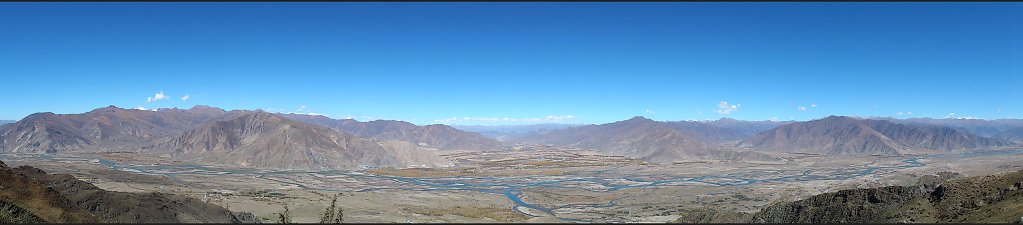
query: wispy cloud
[
  {"left": 714, "top": 101, "right": 740, "bottom": 115},
  {"left": 146, "top": 91, "right": 167, "bottom": 102},
  {"left": 297, "top": 105, "right": 306, "bottom": 112},
  {"left": 434, "top": 115, "right": 577, "bottom": 124},
  {"left": 181, "top": 94, "right": 190, "bottom": 101},
  {"left": 133, "top": 106, "right": 156, "bottom": 112},
  {"left": 798, "top": 106, "right": 807, "bottom": 111},
  {"left": 811, "top": 104, "right": 817, "bottom": 108},
  {"left": 645, "top": 109, "right": 656, "bottom": 115}
]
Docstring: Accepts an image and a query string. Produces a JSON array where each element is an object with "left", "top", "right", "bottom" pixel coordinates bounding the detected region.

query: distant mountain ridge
[
  {"left": 282, "top": 114, "right": 502, "bottom": 151},
  {"left": 743, "top": 116, "right": 1006, "bottom": 156},
  {"left": 515, "top": 116, "right": 777, "bottom": 163},
  {"left": 873, "top": 117, "right": 1023, "bottom": 138},
  {"left": 453, "top": 123, "right": 584, "bottom": 142}
]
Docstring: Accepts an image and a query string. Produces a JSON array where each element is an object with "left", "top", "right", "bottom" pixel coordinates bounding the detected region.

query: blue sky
[{"left": 0, "top": 2, "right": 1020, "bottom": 125}]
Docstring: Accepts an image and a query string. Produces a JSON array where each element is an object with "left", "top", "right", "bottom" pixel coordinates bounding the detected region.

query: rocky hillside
[
  {"left": 148, "top": 111, "right": 449, "bottom": 170},
  {"left": 0, "top": 105, "right": 231, "bottom": 153},
  {"left": 742, "top": 116, "right": 1005, "bottom": 156},
  {"left": 0, "top": 161, "right": 99, "bottom": 223},
  {"left": 0, "top": 160, "right": 255, "bottom": 223},
  {"left": 282, "top": 114, "right": 502, "bottom": 151},
  {"left": 673, "top": 170, "right": 1023, "bottom": 223}
]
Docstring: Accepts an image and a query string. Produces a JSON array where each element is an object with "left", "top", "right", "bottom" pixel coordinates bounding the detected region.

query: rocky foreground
[
  {"left": 676, "top": 170, "right": 1023, "bottom": 223},
  {"left": 0, "top": 160, "right": 258, "bottom": 223}
]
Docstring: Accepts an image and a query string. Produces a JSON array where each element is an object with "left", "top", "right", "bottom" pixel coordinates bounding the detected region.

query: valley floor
[{"left": 2, "top": 146, "right": 1022, "bottom": 223}]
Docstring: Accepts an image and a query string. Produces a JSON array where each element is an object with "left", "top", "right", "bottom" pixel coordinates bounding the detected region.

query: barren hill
[{"left": 148, "top": 111, "right": 449, "bottom": 169}]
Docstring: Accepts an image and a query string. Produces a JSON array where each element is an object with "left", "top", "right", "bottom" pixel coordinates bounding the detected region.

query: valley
[{"left": 4, "top": 145, "right": 1022, "bottom": 223}]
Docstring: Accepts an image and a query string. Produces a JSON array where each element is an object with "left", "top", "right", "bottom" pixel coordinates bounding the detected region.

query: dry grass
[{"left": 404, "top": 206, "right": 529, "bottom": 222}]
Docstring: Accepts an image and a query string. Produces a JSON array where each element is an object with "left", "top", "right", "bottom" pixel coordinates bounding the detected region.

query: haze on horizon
[{"left": 0, "top": 2, "right": 1020, "bottom": 125}]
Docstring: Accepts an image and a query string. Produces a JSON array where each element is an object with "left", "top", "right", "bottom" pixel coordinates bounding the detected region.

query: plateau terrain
[{"left": 2, "top": 106, "right": 1022, "bottom": 223}]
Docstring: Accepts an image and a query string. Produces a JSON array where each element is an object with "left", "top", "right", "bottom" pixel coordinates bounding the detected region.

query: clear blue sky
[{"left": 0, "top": 2, "right": 1020, "bottom": 125}]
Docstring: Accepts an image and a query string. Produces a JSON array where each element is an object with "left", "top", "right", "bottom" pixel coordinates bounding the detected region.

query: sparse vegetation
[
  {"left": 277, "top": 203, "right": 291, "bottom": 224},
  {"left": 319, "top": 193, "right": 344, "bottom": 224},
  {"left": 404, "top": 206, "right": 528, "bottom": 222}
]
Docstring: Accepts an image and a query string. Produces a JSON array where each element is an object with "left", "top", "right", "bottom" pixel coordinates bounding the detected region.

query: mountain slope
[
  {"left": 0, "top": 106, "right": 230, "bottom": 153},
  {"left": 282, "top": 114, "right": 502, "bottom": 151},
  {"left": 0, "top": 161, "right": 100, "bottom": 223},
  {"left": 516, "top": 116, "right": 706, "bottom": 161},
  {"left": 880, "top": 117, "right": 1023, "bottom": 138},
  {"left": 995, "top": 127, "right": 1023, "bottom": 143},
  {"left": 742, "top": 116, "right": 1005, "bottom": 156},
  {"left": 148, "top": 111, "right": 448, "bottom": 169}
]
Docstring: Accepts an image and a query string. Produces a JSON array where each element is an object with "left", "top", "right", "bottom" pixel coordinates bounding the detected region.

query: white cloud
[
  {"left": 297, "top": 105, "right": 306, "bottom": 112},
  {"left": 181, "top": 95, "right": 190, "bottom": 101},
  {"left": 896, "top": 112, "right": 904, "bottom": 115},
  {"left": 714, "top": 101, "right": 740, "bottom": 115},
  {"left": 134, "top": 106, "right": 147, "bottom": 110},
  {"left": 146, "top": 91, "right": 168, "bottom": 102},
  {"left": 645, "top": 109, "right": 656, "bottom": 115},
  {"left": 811, "top": 104, "right": 817, "bottom": 108},
  {"left": 798, "top": 106, "right": 807, "bottom": 111},
  {"left": 770, "top": 116, "right": 779, "bottom": 122}
]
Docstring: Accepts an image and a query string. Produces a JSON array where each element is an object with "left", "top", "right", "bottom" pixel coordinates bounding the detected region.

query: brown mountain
[
  {"left": 281, "top": 114, "right": 502, "bottom": 151},
  {"left": 742, "top": 116, "right": 1006, "bottom": 156},
  {"left": 147, "top": 111, "right": 450, "bottom": 170},
  {"left": 516, "top": 116, "right": 776, "bottom": 163},
  {"left": 0, "top": 105, "right": 231, "bottom": 153},
  {"left": 0, "top": 160, "right": 254, "bottom": 223}
]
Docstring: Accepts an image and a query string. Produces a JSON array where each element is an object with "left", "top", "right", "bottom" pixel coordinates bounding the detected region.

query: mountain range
[
  {"left": 0, "top": 106, "right": 1019, "bottom": 169},
  {"left": 282, "top": 114, "right": 502, "bottom": 151},
  {"left": 742, "top": 116, "right": 1006, "bottom": 156},
  {"left": 452, "top": 123, "right": 584, "bottom": 141},
  {"left": 512, "top": 116, "right": 779, "bottom": 163}
]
